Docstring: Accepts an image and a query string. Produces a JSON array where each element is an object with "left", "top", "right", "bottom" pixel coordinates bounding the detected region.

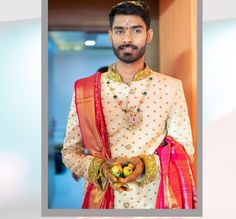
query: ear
[
  {"left": 108, "top": 30, "right": 112, "bottom": 42},
  {"left": 146, "top": 28, "right": 153, "bottom": 43}
]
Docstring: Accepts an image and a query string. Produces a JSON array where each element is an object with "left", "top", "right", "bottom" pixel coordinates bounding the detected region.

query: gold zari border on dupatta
[
  {"left": 164, "top": 177, "right": 180, "bottom": 208},
  {"left": 75, "top": 75, "right": 107, "bottom": 208}
]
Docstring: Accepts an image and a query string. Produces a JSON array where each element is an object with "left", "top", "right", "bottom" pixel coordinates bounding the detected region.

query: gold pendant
[{"left": 124, "top": 107, "right": 143, "bottom": 130}]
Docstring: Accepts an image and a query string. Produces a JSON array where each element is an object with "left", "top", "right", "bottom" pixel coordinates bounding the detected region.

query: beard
[{"left": 112, "top": 43, "right": 146, "bottom": 64}]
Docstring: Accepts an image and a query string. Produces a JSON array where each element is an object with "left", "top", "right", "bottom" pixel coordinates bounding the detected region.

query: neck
[{"left": 115, "top": 57, "right": 145, "bottom": 84}]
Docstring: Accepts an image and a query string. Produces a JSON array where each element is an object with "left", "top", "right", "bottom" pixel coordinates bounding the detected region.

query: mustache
[{"left": 118, "top": 44, "right": 138, "bottom": 50}]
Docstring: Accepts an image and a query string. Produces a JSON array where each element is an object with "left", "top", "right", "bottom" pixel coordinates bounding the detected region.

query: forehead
[{"left": 112, "top": 15, "right": 145, "bottom": 27}]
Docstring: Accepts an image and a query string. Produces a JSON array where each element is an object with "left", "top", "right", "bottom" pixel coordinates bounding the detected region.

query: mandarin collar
[{"left": 107, "top": 64, "right": 151, "bottom": 83}]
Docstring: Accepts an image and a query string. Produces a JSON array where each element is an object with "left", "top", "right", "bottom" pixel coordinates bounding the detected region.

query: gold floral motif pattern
[
  {"left": 138, "top": 154, "right": 158, "bottom": 186},
  {"left": 97, "top": 165, "right": 107, "bottom": 191},
  {"left": 108, "top": 65, "right": 151, "bottom": 83},
  {"left": 133, "top": 67, "right": 151, "bottom": 81},
  {"left": 88, "top": 157, "right": 105, "bottom": 186}
]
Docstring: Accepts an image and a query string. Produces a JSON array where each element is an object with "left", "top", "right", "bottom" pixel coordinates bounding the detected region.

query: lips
[
  {"left": 118, "top": 44, "right": 138, "bottom": 51},
  {"left": 123, "top": 47, "right": 134, "bottom": 51}
]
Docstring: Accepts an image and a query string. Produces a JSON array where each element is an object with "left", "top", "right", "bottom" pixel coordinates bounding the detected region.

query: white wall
[
  {"left": 0, "top": 19, "right": 41, "bottom": 207},
  {"left": 203, "top": 19, "right": 236, "bottom": 126},
  {"left": 204, "top": 0, "right": 236, "bottom": 21},
  {"left": 0, "top": 0, "right": 41, "bottom": 22}
]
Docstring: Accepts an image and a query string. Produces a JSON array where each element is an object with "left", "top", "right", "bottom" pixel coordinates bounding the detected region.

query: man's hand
[
  {"left": 101, "top": 157, "right": 130, "bottom": 181},
  {"left": 120, "top": 156, "right": 144, "bottom": 183},
  {"left": 101, "top": 156, "right": 145, "bottom": 191},
  {"left": 101, "top": 158, "right": 118, "bottom": 183},
  {"left": 101, "top": 157, "right": 131, "bottom": 192}
]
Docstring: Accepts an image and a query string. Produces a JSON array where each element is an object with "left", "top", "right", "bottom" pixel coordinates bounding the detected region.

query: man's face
[{"left": 109, "top": 15, "right": 153, "bottom": 64}]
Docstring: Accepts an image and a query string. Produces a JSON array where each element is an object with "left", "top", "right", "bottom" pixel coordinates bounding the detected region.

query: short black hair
[{"left": 109, "top": 1, "right": 151, "bottom": 29}]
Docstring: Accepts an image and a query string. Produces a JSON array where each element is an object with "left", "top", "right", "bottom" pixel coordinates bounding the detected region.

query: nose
[{"left": 122, "top": 29, "right": 133, "bottom": 44}]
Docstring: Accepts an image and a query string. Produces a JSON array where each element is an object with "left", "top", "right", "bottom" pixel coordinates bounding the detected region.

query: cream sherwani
[{"left": 62, "top": 67, "right": 194, "bottom": 209}]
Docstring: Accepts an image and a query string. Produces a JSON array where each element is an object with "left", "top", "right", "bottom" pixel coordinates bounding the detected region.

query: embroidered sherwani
[{"left": 62, "top": 66, "right": 194, "bottom": 209}]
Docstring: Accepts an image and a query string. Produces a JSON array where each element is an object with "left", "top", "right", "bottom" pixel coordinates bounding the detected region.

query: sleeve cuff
[
  {"left": 137, "top": 154, "right": 158, "bottom": 186},
  {"left": 88, "top": 157, "right": 106, "bottom": 189}
]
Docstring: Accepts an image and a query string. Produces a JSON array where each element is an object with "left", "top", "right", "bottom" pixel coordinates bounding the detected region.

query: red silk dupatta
[
  {"left": 74, "top": 72, "right": 197, "bottom": 209},
  {"left": 155, "top": 137, "right": 197, "bottom": 208},
  {"left": 74, "top": 72, "right": 114, "bottom": 208}
]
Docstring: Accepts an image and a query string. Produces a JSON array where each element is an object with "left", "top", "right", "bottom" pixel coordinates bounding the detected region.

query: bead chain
[{"left": 106, "top": 72, "right": 153, "bottom": 113}]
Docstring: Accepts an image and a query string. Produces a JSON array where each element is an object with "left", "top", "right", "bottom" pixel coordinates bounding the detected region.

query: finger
[
  {"left": 118, "top": 177, "right": 126, "bottom": 183},
  {"left": 118, "top": 187, "right": 124, "bottom": 193},
  {"left": 108, "top": 173, "right": 118, "bottom": 183},
  {"left": 130, "top": 156, "right": 141, "bottom": 165},
  {"left": 107, "top": 171, "right": 118, "bottom": 183},
  {"left": 106, "top": 158, "right": 115, "bottom": 167},
  {"left": 124, "top": 172, "right": 139, "bottom": 183},
  {"left": 102, "top": 164, "right": 118, "bottom": 182},
  {"left": 115, "top": 157, "right": 129, "bottom": 166},
  {"left": 112, "top": 182, "right": 123, "bottom": 191},
  {"left": 124, "top": 163, "right": 143, "bottom": 183},
  {"left": 135, "top": 159, "right": 144, "bottom": 171},
  {"left": 131, "top": 157, "right": 144, "bottom": 171},
  {"left": 122, "top": 186, "right": 130, "bottom": 192}
]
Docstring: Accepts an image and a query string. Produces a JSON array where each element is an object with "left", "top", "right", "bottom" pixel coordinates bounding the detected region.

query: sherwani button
[
  {"left": 124, "top": 202, "right": 130, "bottom": 208},
  {"left": 130, "top": 88, "right": 136, "bottom": 94},
  {"left": 125, "top": 144, "right": 132, "bottom": 150}
]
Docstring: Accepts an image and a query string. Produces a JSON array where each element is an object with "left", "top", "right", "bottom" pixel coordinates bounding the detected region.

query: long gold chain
[{"left": 106, "top": 68, "right": 153, "bottom": 130}]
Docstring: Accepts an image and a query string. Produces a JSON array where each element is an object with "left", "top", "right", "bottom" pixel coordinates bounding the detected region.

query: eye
[
  {"left": 115, "top": 29, "right": 125, "bottom": 35},
  {"left": 133, "top": 28, "right": 142, "bottom": 34}
]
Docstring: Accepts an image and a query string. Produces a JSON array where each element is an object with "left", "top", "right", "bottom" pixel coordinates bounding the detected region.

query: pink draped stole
[
  {"left": 74, "top": 72, "right": 197, "bottom": 209},
  {"left": 155, "top": 137, "right": 197, "bottom": 209},
  {"left": 74, "top": 72, "right": 114, "bottom": 208}
]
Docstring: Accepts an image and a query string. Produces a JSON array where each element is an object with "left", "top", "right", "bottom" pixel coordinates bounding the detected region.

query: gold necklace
[{"left": 106, "top": 69, "right": 153, "bottom": 131}]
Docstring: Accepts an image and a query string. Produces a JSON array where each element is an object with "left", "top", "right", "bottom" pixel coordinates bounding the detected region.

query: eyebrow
[{"left": 113, "top": 25, "right": 144, "bottom": 30}]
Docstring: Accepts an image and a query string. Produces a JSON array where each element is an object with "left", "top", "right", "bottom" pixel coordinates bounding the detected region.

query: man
[{"left": 62, "top": 0, "right": 196, "bottom": 209}]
